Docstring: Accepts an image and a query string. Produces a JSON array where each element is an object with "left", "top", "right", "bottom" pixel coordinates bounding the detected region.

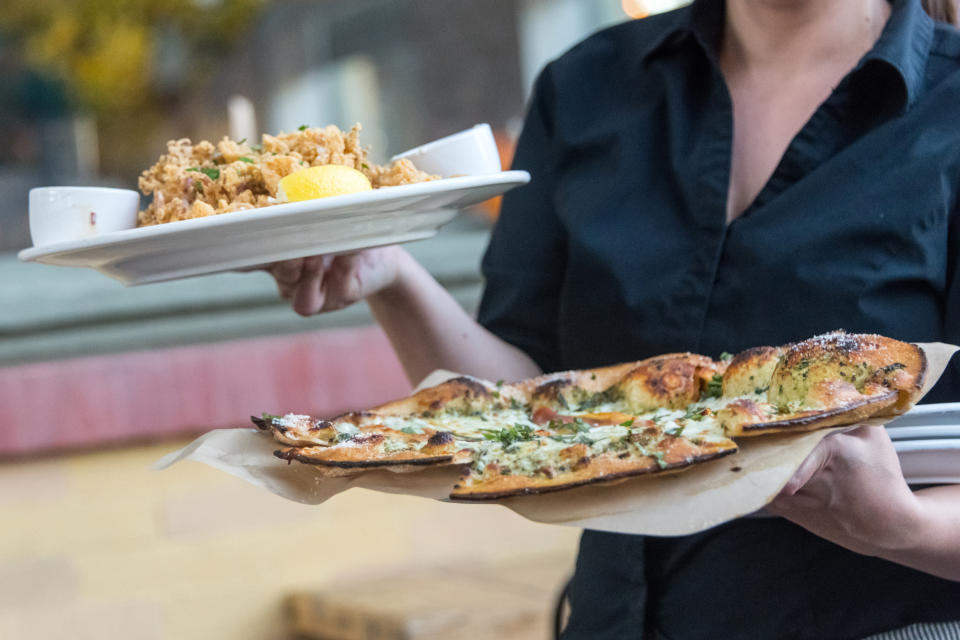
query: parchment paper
[{"left": 155, "top": 343, "right": 957, "bottom": 536}]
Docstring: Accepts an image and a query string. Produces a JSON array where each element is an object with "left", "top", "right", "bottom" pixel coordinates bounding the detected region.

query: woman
[{"left": 267, "top": 0, "right": 960, "bottom": 637}]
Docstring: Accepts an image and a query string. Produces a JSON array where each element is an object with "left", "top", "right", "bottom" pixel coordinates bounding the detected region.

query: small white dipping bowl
[
  {"left": 29, "top": 187, "right": 140, "bottom": 247},
  {"left": 392, "top": 123, "right": 501, "bottom": 177}
]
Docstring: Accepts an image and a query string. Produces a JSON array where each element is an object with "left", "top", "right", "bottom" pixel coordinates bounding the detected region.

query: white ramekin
[
  {"left": 29, "top": 187, "right": 140, "bottom": 247},
  {"left": 392, "top": 123, "right": 501, "bottom": 177}
]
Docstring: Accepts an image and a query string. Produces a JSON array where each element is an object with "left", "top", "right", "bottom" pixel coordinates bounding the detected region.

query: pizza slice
[
  {"left": 256, "top": 376, "right": 539, "bottom": 470},
  {"left": 713, "top": 332, "right": 926, "bottom": 436},
  {"left": 275, "top": 427, "right": 473, "bottom": 471},
  {"left": 448, "top": 414, "right": 738, "bottom": 500},
  {"left": 254, "top": 375, "right": 535, "bottom": 446}
]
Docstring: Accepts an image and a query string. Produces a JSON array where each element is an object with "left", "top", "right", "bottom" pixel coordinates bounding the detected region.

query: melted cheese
[
  {"left": 335, "top": 423, "right": 359, "bottom": 437},
  {"left": 322, "top": 390, "right": 775, "bottom": 470},
  {"left": 461, "top": 392, "right": 779, "bottom": 479}
]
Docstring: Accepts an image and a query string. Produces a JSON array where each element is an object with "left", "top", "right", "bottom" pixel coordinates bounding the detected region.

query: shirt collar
[
  {"left": 638, "top": 0, "right": 934, "bottom": 110},
  {"left": 634, "top": 4, "right": 696, "bottom": 63},
  {"left": 856, "top": 0, "right": 934, "bottom": 110}
]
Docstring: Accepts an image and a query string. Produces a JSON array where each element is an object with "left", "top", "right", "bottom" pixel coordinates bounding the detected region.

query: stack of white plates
[{"left": 885, "top": 403, "right": 960, "bottom": 484}]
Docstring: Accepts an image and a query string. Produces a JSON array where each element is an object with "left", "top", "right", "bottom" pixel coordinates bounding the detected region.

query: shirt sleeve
[{"left": 476, "top": 66, "right": 566, "bottom": 373}]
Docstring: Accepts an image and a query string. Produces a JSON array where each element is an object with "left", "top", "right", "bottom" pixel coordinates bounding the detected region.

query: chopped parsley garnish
[
  {"left": 495, "top": 380, "right": 504, "bottom": 388},
  {"left": 575, "top": 385, "right": 624, "bottom": 410},
  {"left": 619, "top": 419, "right": 635, "bottom": 427},
  {"left": 491, "top": 391, "right": 500, "bottom": 398},
  {"left": 335, "top": 432, "right": 354, "bottom": 443},
  {"left": 551, "top": 418, "right": 590, "bottom": 435},
  {"left": 251, "top": 143, "right": 263, "bottom": 152},
  {"left": 194, "top": 181, "right": 204, "bottom": 194},
  {"left": 547, "top": 418, "right": 596, "bottom": 444},
  {"left": 509, "top": 397, "right": 522, "bottom": 410},
  {"left": 237, "top": 138, "right": 246, "bottom": 145},
  {"left": 261, "top": 412, "right": 281, "bottom": 422},
  {"left": 682, "top": 406, "right": 707, "bottom": 421},
  {"left": 705, "top": 373, "right": 724, "bottom": 398},
  {"left": 479, "top": 424, "right": 535, "bottom": 446},
  {"left": 719, "top": 351, "right": 734, "bottom": 361},
  {"left": 665, "top": 424, "right": 685, "bottom": 437},
  {"left": 400, "top": 426, "right": 420, "bottom": 435},
  {"left": 298, "top": 124, "right": 309, "bottom": 131},
  {"left": 238, "top": 156, "right": 255, "bottom": 164},
  {"left": 187, "top": 167, "right": 220, "bottom": 180},
  {"left": 361, "top": 162, "right": 370, "bottom": 169}
]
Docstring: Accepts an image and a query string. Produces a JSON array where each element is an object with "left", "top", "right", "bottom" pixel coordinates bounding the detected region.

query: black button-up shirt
[{"left": 478, "top": 0, "right": 960, "bottom": 637}]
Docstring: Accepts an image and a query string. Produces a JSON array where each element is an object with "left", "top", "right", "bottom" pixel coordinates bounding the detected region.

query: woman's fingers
[
  {"left": 778, "top": 434, "right": 837, "bottom": 497},
  {"left": 292, "top": 280, "right": 323, "bottom": 316},
  {"left": 270, "top": 258, "right": 305, "bottom": 285},
  {"left": 270, "top": 259, "right": 305, "bottom": 300},
  {"left": 264, "top": 247, "right": 402, "bottom": 316},
  {"left": 290, "top": 256, "right": 329, "bottom": 316},
  {"left": 277, "top": 283, "right": 294, "bottom": 299},
  {"left": 323, "top": 253, "right": 368, "bottom": 310}
]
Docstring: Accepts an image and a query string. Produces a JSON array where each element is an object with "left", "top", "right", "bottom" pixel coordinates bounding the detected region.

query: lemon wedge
[{"left": 277, "top": 165, "right": 372, "bottom": 202}]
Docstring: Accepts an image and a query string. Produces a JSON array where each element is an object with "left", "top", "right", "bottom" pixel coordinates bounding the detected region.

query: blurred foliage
[{"left": 0, "top": 0, "right": 264, "bottom": 115}]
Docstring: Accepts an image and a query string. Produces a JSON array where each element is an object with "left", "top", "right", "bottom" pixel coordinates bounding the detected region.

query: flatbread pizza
[{"left": 254, "top": 331, "right": 926, "bottom": 500}]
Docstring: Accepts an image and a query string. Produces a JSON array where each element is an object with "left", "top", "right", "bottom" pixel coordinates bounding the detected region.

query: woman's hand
[
  {"left": 767, "top": 425, "right": 960, "bottom": 581},
  {"left": 267, "top": 246, "right": 405, "bottom": 316},
  {"left": 766, "top": 425, "right": 921, "bottom": 555}
]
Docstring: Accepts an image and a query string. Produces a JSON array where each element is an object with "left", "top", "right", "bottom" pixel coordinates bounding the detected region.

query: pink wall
[{"left": 0, "top": 327, "right": 411, "bottom": 456}]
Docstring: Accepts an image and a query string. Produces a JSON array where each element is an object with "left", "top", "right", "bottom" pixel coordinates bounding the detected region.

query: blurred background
[{"left": 0, "top": 1, "right": 685, "bottom": 638}]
